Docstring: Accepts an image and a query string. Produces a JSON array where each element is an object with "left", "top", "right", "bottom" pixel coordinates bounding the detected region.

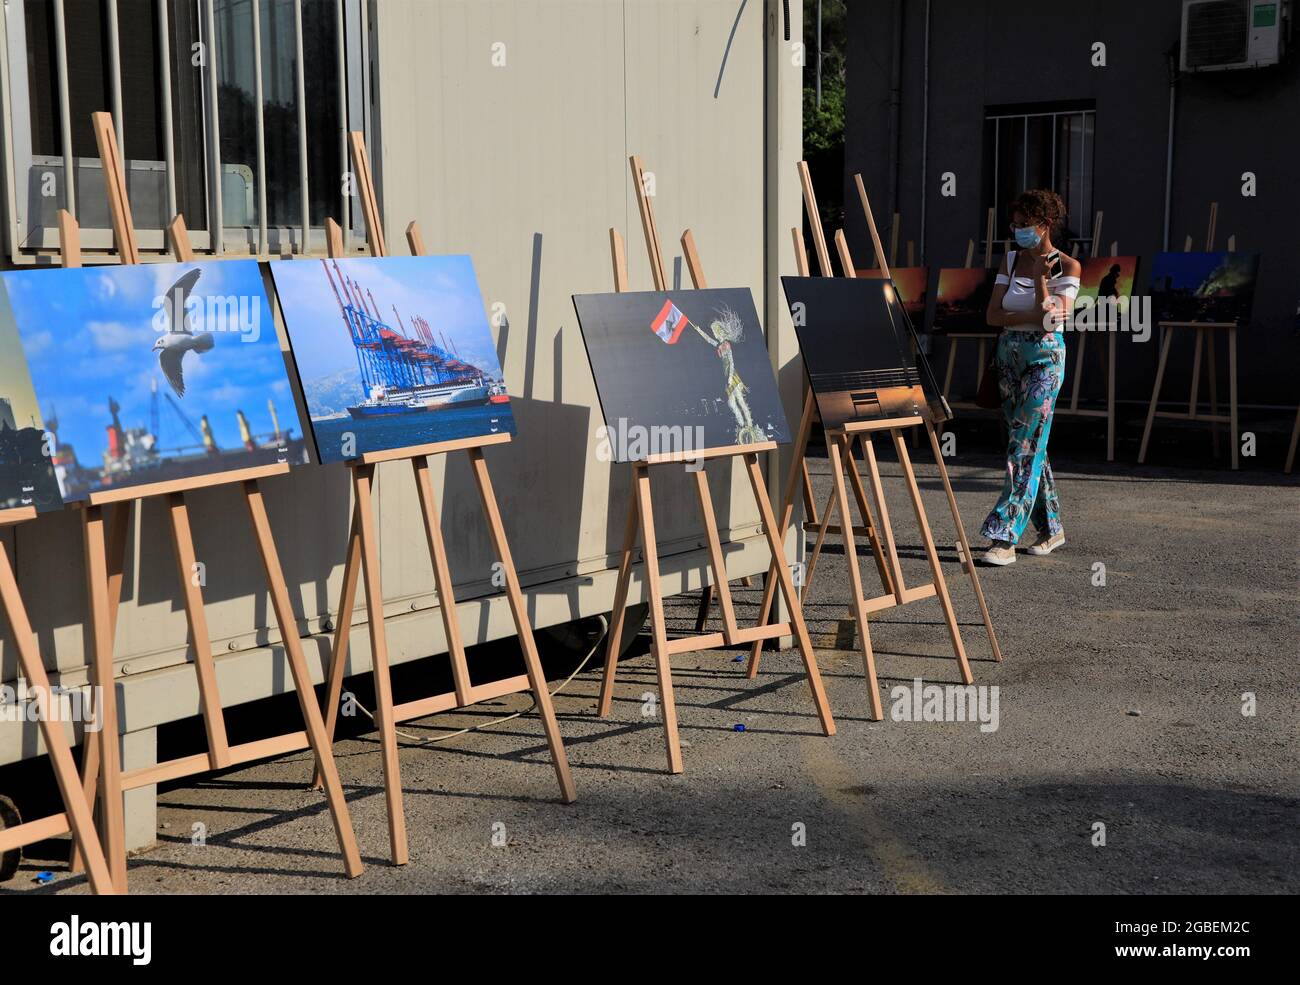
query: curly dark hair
[{"left": 1010, "top": 189, "right": 1067, "bottom": 238}]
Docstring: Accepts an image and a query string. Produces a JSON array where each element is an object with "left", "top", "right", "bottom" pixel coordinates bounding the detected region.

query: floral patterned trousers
[{"left": 980, "top": 330, "right": 1064, "bottom": 544}]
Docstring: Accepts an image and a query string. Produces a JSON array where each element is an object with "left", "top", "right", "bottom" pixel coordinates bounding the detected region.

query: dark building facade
[{"left": 843, "top": 0, "right": 1298, "bottom": 411}]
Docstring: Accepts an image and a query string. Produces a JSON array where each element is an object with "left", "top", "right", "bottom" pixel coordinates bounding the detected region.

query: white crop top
[{"left": 995, "top": 249, "right": 1080, "bottom": 331}]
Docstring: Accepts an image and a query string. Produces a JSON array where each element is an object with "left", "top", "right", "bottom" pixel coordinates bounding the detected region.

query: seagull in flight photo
[{"left": 152, "top": 267, "right": 214, "bottom": 397}]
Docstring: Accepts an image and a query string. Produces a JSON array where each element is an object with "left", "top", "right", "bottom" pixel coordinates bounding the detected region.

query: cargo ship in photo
[
  {"left": 53, "top": 385, "right": 307, "bottom": 501},
  {"left": 348, "top": 376, "right": 492, "bottom": 418},
  {"left": 321, "top": 258, "right": 510, "bottom": 422}
]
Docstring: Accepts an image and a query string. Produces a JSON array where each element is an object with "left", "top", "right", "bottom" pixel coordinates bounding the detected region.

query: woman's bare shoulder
[{"left": 1059, "top": 254, "right": 1083, "bottom": 276}]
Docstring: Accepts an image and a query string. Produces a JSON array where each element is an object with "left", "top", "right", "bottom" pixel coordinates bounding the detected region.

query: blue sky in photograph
[
  {"left": 2, "top": 261, "right": 296, "bottom": 463},
  {"left": 269, "top": 255, "right": 503, "bottom": 384},
  {"left": 1150, "top": 252, "right": 1257, "bottom": 293}
]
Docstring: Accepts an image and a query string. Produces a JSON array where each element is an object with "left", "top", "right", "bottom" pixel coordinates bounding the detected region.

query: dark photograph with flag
[{"left": 572, "top": 288, "right": 790, "bottom": 461}]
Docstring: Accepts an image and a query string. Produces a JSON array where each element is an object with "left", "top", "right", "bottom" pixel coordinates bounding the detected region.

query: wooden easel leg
[
  {"left": 942, "top": 337, "right": 957, "bottom": 400},
  {"left": 98, "top": 502, "right": 130, "bottom": 648},
  {"left": 924, "top": 422, "right": 1003, "bottom": 662},
  {"left": 746, "top": 393, "right": 815, "bottom": 678},
  {"left": 693, "top": 585, "right": 714, "bottom": 633},
  {"left": 891, "top": 432, "right": 974, "bottom": 685},
  {"left": 692, "top": 468, "right": 738, "bottom": 638},
  {"left": 1228, "top": 326, "right": 1239, "bottom": 471},
  {"left": 858, "top": 436, "right": 907, "bottom": 603},
  {"left": 1188, "top": 326, "right": 1204, "bottom": 420},
  {"left": 166, "top": 492, "right": 231, "bottom": 769},
  {"left": 351, "top": 465, "right": 408, "bottom": 865},
  {"left": 242, "top": 481, "right": 364, "bottom": 877},
  {"left": 800, "top": 460, "right": 818, "bottom": 526},
  {"left": 70, "top": 500, "right": 129, "bottom": 875},
  {"left": 804, "top": 484, "right": 837, "bottom": 589},
  {"left": 468, "top": 449, "right": 576, "bottom": 803},
  {"left": 81, "top": 505, "right": 127, "bottom": 891},
  {"left": 598, "top": 491, "right": 640, "bottom": 716},
  {"left": 313, "top": 504, "right": 363, "bottom": 790},
  {"left": 827, "top": 437, "right": 881, "bottom": 720},
  {"left": 744, "top": 453, "right": 835, "bottom": 735},
  {"left": 1207, "top": 328, "right": 1221, "bottom": 457},
  {"left": 412, "top": 459, "right": 473, "bottom": 706},
  {"left": 1106, "top": 334, "right": 1117, "bottom": 462},
  {"left": 845, "top": 437, "right": 896, "bottom": 597},
  {"left": 633, "top": 466, "right": 683, "bottom": 773},
  {"left": 1139, "top": 326, "right": 1175, "bottom": 464},
  {"left": 1285, "top": 404, "right": 1300, "bottom": 475},
  {"left": 0, "top": 538, "right": 116, "bottom": 894}
]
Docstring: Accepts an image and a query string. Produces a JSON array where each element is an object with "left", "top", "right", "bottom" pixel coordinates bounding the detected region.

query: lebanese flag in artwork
[{"left": 650, "top": 299, "right": 690, "bottom": 344}]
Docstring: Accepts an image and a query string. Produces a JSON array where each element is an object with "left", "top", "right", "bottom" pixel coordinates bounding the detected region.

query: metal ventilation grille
[
  {"left": 812, "top": 367, "right": 921, "bottom": 391},
  {"left": 1184, "top": 0, "right": 1250, "bottom": 67}
]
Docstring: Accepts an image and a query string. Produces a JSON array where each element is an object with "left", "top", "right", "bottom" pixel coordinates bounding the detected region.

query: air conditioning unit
[{"left": 1181, "top": 0, "right": 1288, "bottom": 71}]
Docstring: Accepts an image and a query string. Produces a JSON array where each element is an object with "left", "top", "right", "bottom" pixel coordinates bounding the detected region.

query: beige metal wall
[
  {"left": 0, "top": 0, "right": 803, "bottom": 768},
  {"left": 370, "top": 0, "right": 772, "bottom": 585}
]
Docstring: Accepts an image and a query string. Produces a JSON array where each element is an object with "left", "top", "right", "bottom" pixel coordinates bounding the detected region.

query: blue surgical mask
[{"left": 1013, "top": 225, "right": 1042, "bottom": 249}]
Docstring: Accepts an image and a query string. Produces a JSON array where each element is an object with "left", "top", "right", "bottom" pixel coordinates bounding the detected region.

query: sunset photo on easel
[
  {"left": 1, "top": 261, "right": 304, "bottom": 504},
  {"left": 859, "top": 265, "right": 929, "bottom": 317},
  {"left": 933, "top": 267, "right": 998, "bottom": 333}
]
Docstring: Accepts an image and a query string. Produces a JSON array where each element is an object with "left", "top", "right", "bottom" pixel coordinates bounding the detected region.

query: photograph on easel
[
  {"left": 572, "top": 288, "right": 790, "bottom": 461},
  {"left": 271, "top": 255, "right": 514, "bottom": 465},
  {"left": 782, "top": 275, "right": 941, "bottom": 430},
  {"left": 1149, "top": 252, "right": 1261, "bottom": 325},
  {"left": 933, "top": 267, "right": 998, "bottom": 334},
  {"left": 1076, "top": 255, "right": 1140, "bottom": 319},
  {"left": 1, "top": 261, "right": 304, "bottom": 505},
  {"left": 858, "top": 266, "right": 930, "bottom": 318},
  {"left": 0, "top": 287, "right": 63, "bottom": 512}
]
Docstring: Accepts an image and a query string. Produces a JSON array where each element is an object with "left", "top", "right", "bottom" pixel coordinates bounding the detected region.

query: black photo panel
[
  {"left": 782, "top": 276, "right": 946, "bottom": 430},
  {"left": 572, "top": 288, "right": 790, "bottom": 462}
]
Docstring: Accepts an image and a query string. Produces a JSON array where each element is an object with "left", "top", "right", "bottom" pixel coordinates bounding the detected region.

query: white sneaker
[
  {"left": 1026, "top": 531, "right": 1065, "bottom": 556},
  {"left": 980, "top": 541, "right": 1016, "bottom": 566}
]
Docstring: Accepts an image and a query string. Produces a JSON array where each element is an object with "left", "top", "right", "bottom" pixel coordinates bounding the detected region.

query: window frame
[
  {"left": 1, "top": 0, "right": 372, "bottom": 262},
  {"left": 983, "top": 105, "right": 1097, "bottom": 256}
]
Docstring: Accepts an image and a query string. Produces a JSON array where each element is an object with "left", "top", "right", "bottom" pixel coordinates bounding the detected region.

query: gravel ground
[{"left": 4, "top": 438, "right": 1297, "bottom": 895}]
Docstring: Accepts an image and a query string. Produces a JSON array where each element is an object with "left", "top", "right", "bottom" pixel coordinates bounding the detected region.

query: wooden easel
[
  {"left": 747, "top": 162, "right": 1001, "bottom": 720},
  {"left": 1048, "top": 212, "right": 1118, "bottom": 461},
  {"left": 792, "top": 165, "right": 893, "bottom": 577},
  {"left": 309, "top": 133, "right": 574, "bottom": 866},
  {"left": 68, "top": 113, "right": 363, "bottom": 890},
  {"left": 940, "top": 205, "right": 1001, "bottom": 408},
  {"left": 1139, "top": 203, "right": 1241, "bottom": 469},
  {"left": 854, "top": 207, "right": 916, "bottom": 271},
  {"left": 0, "top": 210, "right": 115, "bottom": 894},
  {"left": 596, "top": 156, "right": 835, "bottom": 774},
  {"left": 0, "top": 498, "right": 116, "bottom": 893}
]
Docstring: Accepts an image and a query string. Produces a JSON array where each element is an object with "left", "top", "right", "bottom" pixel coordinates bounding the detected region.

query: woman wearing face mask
[{"left": 978, "top": 189, "right": 1080, "bottom": 566}]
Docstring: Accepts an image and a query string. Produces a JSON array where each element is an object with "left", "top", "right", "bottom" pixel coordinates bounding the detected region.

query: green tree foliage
[
  {"left": 803, "top": 0, "right": 846, "bottom": 155},
  {"left": 803, "top": 0, "right": 847, "bottom": 243},
  {"left": 803, "top": 82, "right": 844, "bottom": 156}
]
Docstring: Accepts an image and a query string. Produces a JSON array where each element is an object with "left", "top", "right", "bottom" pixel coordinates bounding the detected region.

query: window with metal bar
[
  {"left": 980, "top": 105, "right": 1096, "bottom": 255},
  {"left": 4, "top": 0, "right": 363, "bottom": 260}
]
